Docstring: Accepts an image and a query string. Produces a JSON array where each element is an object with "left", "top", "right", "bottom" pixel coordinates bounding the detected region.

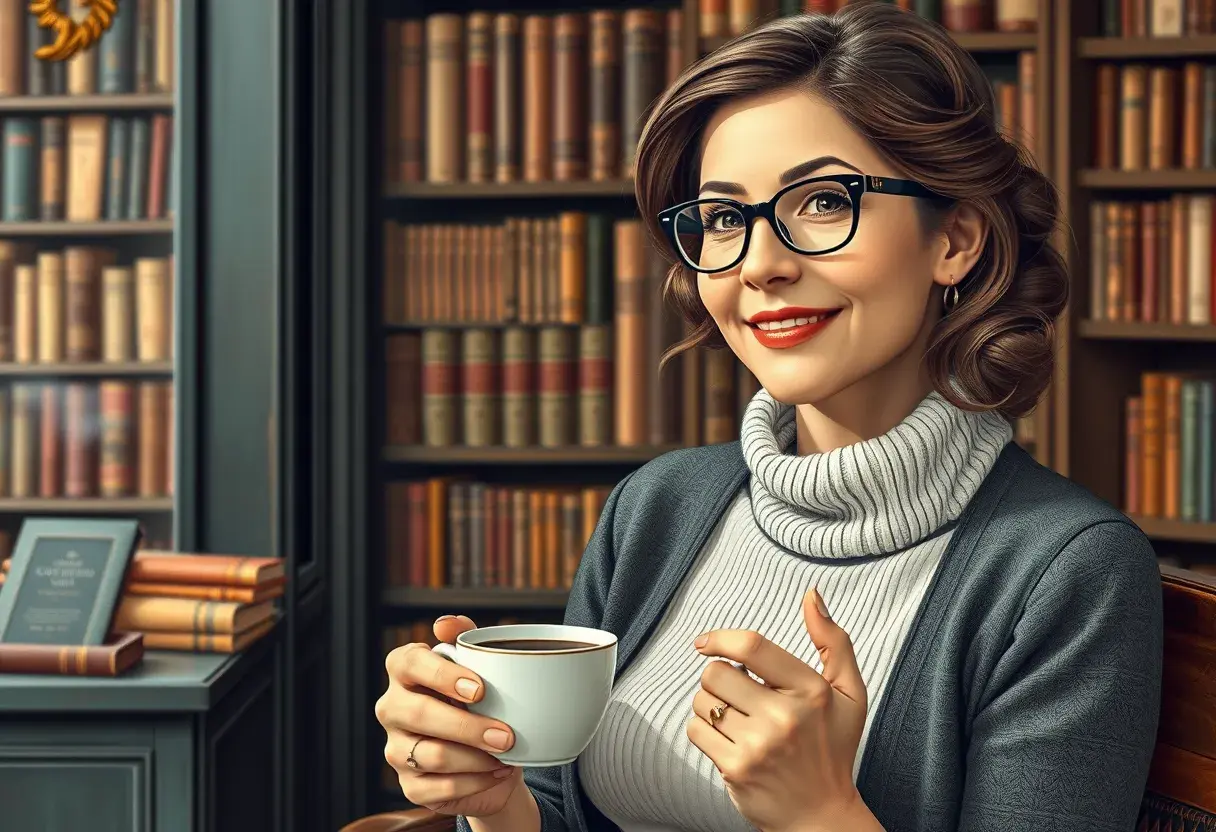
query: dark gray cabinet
[{"left": 0, "top": 632, "right": 280, "bottom": 832}]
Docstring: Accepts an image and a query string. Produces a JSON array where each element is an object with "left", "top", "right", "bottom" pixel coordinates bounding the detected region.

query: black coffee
[{"left": 478, "top": 638, "right": 596, "bottom": 652}]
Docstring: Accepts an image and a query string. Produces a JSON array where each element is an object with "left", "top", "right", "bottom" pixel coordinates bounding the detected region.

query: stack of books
[{"left": 0, "top": 550, "right": 283, "bottom": 654}]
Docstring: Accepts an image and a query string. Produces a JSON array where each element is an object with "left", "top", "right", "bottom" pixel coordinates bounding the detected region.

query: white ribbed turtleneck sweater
[{"left": 578, "top": 389, "right": 1013, "bottom": 832}]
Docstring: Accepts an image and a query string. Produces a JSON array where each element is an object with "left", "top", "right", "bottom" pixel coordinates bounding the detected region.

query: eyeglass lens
[{"left": 672, "top": 179, "right": 855, "bottom": 270}]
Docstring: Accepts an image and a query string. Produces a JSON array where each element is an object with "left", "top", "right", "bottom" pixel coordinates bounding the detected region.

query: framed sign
[{"left": 0, "top": 518, "right": 141, "bottom": 646}]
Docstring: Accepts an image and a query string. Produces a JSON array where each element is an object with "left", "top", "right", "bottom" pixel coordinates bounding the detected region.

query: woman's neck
[{"left": 794, "top": 350, "right": 936, "bottom": 455}]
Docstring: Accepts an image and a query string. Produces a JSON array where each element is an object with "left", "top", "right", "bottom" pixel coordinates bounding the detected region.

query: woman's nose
[{"left": 738, "top": 219, "right": 801, "bottom": 290}]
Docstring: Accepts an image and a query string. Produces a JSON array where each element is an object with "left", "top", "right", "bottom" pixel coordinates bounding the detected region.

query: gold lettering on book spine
[{"left": 30, "top": 0, "right": 120, "bottom": 62}]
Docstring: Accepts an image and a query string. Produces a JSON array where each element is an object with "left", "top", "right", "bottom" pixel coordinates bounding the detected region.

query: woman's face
[{"left": 694, "top": 89, "right": 982, "bottom": 408}]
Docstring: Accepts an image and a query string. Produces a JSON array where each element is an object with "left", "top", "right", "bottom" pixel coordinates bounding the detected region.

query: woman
[{"left": 375, "top": 3, "right": 1164, "bottom": 831}]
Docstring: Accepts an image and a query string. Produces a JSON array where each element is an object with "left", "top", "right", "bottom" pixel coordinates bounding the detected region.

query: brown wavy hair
[{"left": 635, "top": 0, "right": 1068, "bottom": 420}]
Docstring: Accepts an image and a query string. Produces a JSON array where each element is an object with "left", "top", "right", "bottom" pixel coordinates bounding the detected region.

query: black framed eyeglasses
[{"left": 658, "top": 174, "right": 943, "bottom": 274}]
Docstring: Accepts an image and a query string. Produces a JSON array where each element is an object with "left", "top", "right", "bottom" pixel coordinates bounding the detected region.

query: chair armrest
[{"left": 339, "top": 808, "right": 456, "bottom": 832}]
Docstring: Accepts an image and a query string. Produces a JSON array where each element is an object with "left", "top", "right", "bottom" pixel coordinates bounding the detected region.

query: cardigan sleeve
[
  {"left": 457, "top": 472, "right": 635, "bottom": 832},
  {"left": 959, "top": 520, "right": 1164, "bottom": 832}
]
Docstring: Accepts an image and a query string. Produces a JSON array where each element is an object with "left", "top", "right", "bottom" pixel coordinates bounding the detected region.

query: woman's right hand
[{"left": 376, "top": 614, "right": 524, "bottom": 817}]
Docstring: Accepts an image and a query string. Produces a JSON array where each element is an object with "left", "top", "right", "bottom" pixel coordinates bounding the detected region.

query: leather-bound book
[
  {"left": 466, "top": 12, "right": 494, "bottom": 183},
  {"left": 421, "top": 329, "right": 458, "bottom": 447},
  {"left": 523, "top": 15, "right": 553, "bottom": 182},
  {"left": 425, "top": 14, "right": 464, "bottom": 183},
  {"left": 553, "top": 13, "right": 588, "bottom": 181},
  {"left": 590, "top": 11, "right": 621, "bottom": 181},
  {"left": 538, "top": 326, "right": 575, "bottom": 448},
  {"left": 493, "top": 13, "right": 522, "bottom": 183}
]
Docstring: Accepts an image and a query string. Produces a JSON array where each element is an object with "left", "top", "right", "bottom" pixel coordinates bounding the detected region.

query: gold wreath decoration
[{"left": 29, "top": 0, "right": 119, "bottom": 63}]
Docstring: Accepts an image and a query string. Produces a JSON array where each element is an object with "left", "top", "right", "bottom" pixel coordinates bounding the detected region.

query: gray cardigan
[{"left": 459, "top": 440, "right": 1164, "bottom": 832}]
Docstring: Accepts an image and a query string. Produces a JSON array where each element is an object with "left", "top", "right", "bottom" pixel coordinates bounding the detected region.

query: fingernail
[
  {"left": 694, "top": 633, "right": 708, "bottom": 648},
  {"left": 455, "top": 678, "right": 481, "bottom": 700},
  {"left": 814, "top": 588, "right": 831, "bottom": 620},
  {"left": 493, "top": 766, "right": 515, "bottom": 778},
  {"left": 436, "top": 614, "right": 455, "bottom": 622},
  {"left": 484, "top": 728, "right": 511, "bottom": 750}
]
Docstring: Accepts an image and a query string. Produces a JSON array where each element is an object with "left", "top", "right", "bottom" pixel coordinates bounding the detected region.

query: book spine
[
  {"left": 385, "top": 333, "right": 422, "bottom": 445},
  {"left": 589, "top": 11, "right": 621, "bottom": 182},
  {"left": 466, "top": 12, "right": 493, "bottom": 184},
  {"left": 40, "top": 116, "right": 65, "bottom": 220},
  {"left": 493, "top": 14, "right": 521, "bottom": 184},
  {"left": 126, "top": 117, "right": 150, "bottom": 219},
  {"left": 407, "top": 481, "right": 428, "bottom": 586},
  {"left": 100, "top": 380, "right": 135, "bottom": 496},
  {"left": 10, "top": 383, "right": 36, "bottom": 497},
  {"left": 422, "top": 329, "right": 458, "bottom": 447},
  {"left": 553, "top": 13, "right": 588, "bottom": 182},
  {"left": 2, "top": 118, "right": 37, "bottom": 222},
  {"left": 621, "top": 10, "right": 663, "bottom": 175},
  {"left": 468, "top": 482, "right": 485, "bottom": 588},
  {"left": 613, "top": 220, "right": 647, "bottom": 446},
  {"left": 578, "top": 324, "right": 612, "bottom": 447},
  {"left": 1180, "top": 380, "right": 1198, "bottom": 521},
  {"left": 39, "top": 384, "right": 60, "bottom": 497},
  {"left": 448, "top": 482, "right": 467, "bottom": 587},
  {"left": 523, "top": 15, "right": 552, "bottom": 182},
  {"left": 64, "top": 382, "right": 97, "bottom": 497},
  {"left": 36, "top": 251, "right": 63, "bottom": 363},
  {"left": 501, "top": 326, "right": 535, "bottom": 447},
  {"left": 105, "top": 117, "right": 130, "bottom": 220},
  {"left": 559, "top": 211, "right": 586, "bottom": 324},
  {"left": 538, "top": 326, "right": 574, "bottom": 448},
  {"left": 461, "top": 328, "right": 498, "bottom": 447},
  {"left": 99, "top": 0, "right": 135, "bottom": 93},
  {"left": 137, "top": 380, "right": 168, "bottom": 496},
  {"left": 426, "top": 15, "right": 464, "bottom": 183},
  {"left": 65, "top": 247, "right": 100, "bottom": 361}
]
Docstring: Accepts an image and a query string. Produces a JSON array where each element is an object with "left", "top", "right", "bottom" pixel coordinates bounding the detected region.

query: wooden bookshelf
[
  {"left": 0, "top": 497, "right": 174, "bottom": 514},
  {"left": 385, "top": 444, "right": 680, "bottom": 465},
  {"left": 1053, "top": 0, "right": 1216, "bottom": 557},
  {"left": 1079, "top": 169, "right": 1216, "bottom": 189},
  {"left": 0, "top": 19, "right": 179, "bottom": 549},
  {"left": 1077, "top": 35, "right": 1216, "bottom": 58},
  {"left": 0, "top": 220, "right": 174, "bottom": 236},
  {"left": 0, "top": 93, "right": 175, "bottom": 112},
  {"left": 383, "top": 587, "right": 568, "bottom": 610},
  {"left": 1078, "top": 321, "right": 1216, "bottom": 342},
  {"left": 385, "top": 179, "right": 634, "bottom": 199},
  {"left": 0, "top": 361, "right": 175, "bottom": 377},
  {"left": 1129, "top": 515, "right": 1216, "bottom": 545}
]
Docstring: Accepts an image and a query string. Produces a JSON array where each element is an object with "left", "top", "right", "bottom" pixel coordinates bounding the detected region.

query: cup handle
[{"left": 432, "top": 642, "right": 457, "bottom": 661}]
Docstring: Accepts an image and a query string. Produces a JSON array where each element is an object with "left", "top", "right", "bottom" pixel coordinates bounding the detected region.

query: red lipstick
[{"left": 745, "top": 306, "right": 842, "bottom": 349}]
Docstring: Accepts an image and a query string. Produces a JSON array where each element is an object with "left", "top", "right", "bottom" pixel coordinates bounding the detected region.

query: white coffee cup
[{"left": 432, "top": 623, "right": 617, "bottom": 767}]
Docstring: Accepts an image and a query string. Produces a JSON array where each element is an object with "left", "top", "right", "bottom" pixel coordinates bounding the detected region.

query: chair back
[{"left": 1137, "top": 565, "right": 1216, "bottom": 829}]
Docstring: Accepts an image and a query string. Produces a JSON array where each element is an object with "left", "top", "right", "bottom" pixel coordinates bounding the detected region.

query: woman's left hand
[{"left": 686, "top": 587, "right": 875, "bottom": 832}]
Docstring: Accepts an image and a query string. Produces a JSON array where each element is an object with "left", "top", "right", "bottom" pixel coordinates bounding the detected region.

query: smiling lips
[{"left": 745, "top": 306, "right": 842, "bottom": 349}]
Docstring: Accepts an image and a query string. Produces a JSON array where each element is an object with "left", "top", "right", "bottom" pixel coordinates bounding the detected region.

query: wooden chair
[{"left": 341, "top": 564, "right": 1216, "bottom": 832}]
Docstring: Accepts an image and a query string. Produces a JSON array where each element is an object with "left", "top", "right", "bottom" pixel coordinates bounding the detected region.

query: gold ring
[
  {"left": 405, "top": 738, "right": 423, "bottom": 770},
  {"left": 709, "top": 703, "right": 728, "bottom": 728}
]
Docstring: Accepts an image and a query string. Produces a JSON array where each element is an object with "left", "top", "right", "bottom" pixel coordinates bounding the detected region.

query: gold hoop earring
[{"left": 943, "top": 278, "right": 959, "bottom": 313}]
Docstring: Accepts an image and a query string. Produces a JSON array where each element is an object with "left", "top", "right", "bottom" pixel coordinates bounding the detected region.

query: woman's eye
[{"left": 804, "top": 192, "right": 850, "bottom": 215}]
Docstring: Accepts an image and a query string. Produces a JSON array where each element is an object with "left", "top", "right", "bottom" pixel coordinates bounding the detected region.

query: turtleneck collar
[{"left": 740, "top": 388, "right": 1013, "bottom": 559}]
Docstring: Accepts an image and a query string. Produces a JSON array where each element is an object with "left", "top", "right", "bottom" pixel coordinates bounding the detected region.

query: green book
[
  {"left": 1200, "top": 381, "right": 1214, "bottom": 523},
  {"left": 1180, "top": 380, "right": 1199, "bottom": 522}
]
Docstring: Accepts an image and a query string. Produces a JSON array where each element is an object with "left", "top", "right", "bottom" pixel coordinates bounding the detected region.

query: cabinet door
[{"left": 0, "top": 719, "right": 193, "bottom": 832}]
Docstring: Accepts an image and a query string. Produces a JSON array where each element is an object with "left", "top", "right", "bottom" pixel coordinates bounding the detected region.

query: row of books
[
  {"left": 385, "top": 479, "right": 612, "bottom": 590},
  {"left": 0, "top": 114, "right": 174, "bottom": 224},
  {"left": 1125, "top": 372, "right": 1216, "bottom": 522},
  {"left": 385, "top": 9, "right": 681, "bottom": 185},
  {"left": 0, "top": 379, "right": 173, "bottom": 499},
  {"left": 0, "top": 245, "right": 173, "bottom": 364},
  {"left": 1089, "top": 196, "right": 1216, "bottom": 325},
  {"left": 1098, "top": 0, "right": 1216, "bottom": 37},
  {"left": 797, "top": 0, "right": 1038, "bottom": 33},
  {"left": 992, "top": 52, "right": 1039, "bottom": 159},
  {"left": 388, "top": 325, "right": 757, "bottom": 449},
  {"left": 0, "top": 550, "right": 281, "bottom": 654},
  {"left": 384, "top": 214, "right": 631, "bottom": 326},
  {"left": 1094, "top": 63, "right": 1216, "bottom": 172},
  {"left": 0, "top": 0, "right": 175, "bottom": 97}
]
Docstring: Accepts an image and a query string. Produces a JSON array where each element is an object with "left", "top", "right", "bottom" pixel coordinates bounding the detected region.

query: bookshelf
[
  {"left": 362, "top": 0, "right": 1055, "bottom": 815},
  {"left": 0, "top": 7, "right": 178, "bottom": 550},
  {"left": 1051, "top": 0, "right": 1216, "bottom": 566}
]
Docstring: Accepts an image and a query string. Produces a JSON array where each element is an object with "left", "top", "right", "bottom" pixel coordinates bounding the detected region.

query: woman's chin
[{"left": 751, "top": 374, "right": 847, "bottom": 408}]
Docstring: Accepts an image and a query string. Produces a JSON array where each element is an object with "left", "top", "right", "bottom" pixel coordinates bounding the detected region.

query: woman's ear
[{"left": 932, "top": 203, "right": 987, "bottom": 288}]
